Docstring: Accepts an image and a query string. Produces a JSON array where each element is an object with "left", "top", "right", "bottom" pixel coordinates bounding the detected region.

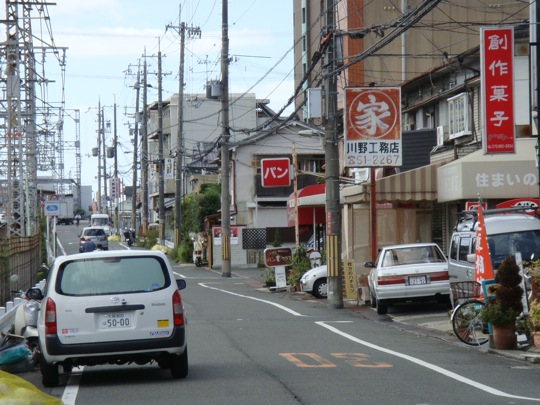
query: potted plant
[
  {"left": 287, "top": 246, "right": 310, "bottom": 290},
  {"left": 479, "top": 257, "right": 524, "bottom": 350},
  {"left": 479, "top": 302, "right": 519, "bottom": 327},
  {"left": 527, "top": 300, "right": 540, "bottom": 348},
  {"left": 261, "top": 267, "right": 276, "bottom": 287},
  {"left": 524, "top": 259, "right": 540, "bottom": 303}
]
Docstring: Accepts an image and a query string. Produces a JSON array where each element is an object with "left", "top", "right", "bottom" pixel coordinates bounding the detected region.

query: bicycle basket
[{"left": 450, "top": 281, "right": 482, "bottom": 302}]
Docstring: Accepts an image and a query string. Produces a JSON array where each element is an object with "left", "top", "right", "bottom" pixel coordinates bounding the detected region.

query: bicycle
[{"left": 450, "top": 281, "right": 490, "bottom": 346}]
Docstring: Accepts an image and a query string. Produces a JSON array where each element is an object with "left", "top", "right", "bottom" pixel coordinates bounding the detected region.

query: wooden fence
[{"left": 0, "top": 235, "right": 41, "bottom": 305}]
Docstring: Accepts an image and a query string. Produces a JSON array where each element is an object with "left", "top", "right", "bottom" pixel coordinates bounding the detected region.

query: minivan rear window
[{"left": 57, "top": 256, "right": 170, "bottom": 296}]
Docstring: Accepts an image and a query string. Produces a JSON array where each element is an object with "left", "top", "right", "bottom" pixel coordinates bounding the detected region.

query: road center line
[{"left": 317, "top": 321, "right": 540, "bottom": 402}]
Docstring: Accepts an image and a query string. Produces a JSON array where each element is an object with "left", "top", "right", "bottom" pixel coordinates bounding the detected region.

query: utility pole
[
  {"left": 324, "top": 0, "right": 343, "bottom": 308},
  {"left": 102, "top": 107, "right": 108, "bottom": 214},
  {"left": 113, "top": 102, "right": 118, "bottom": 234},
  {"left": 141, "top": 56, "right": 149, "bottom": 234},
  {"left": 167, "top": 16, "right": 202, "bottom": 248},
  {"left": 97, "top": 101, "right": 102, "bottom": 212},
  {"left": 175, "top": 23, "right": 185, "bottom": 249},
  {"left": 220, "top": 0, "right": 232, "bottom": 277},
  {"left": 132, "top": 63, "right": 141, "bottom": 232},
  {"left": 536, "top": 1, "right": 540, "bottom": 201},
  {"left": 158, "top": 42, "right": 166, "bottom": 242}
]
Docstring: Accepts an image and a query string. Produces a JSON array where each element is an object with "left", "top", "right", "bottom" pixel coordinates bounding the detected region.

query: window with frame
[{"left": 448, "top": 93, "right": 471, "bottom": 140}]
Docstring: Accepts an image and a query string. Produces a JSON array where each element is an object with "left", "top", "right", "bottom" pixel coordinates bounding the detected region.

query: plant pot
[{"left": 491, "top": 324, "right": 517, "bottom": 350}]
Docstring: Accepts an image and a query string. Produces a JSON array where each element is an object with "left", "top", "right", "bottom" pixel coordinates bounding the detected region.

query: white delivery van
[
  {"left": 448, "top": 208, "right": 540, "bottom": 282},
  {"left": 90, "top": 213, "right": 111, "bottom": 235}
]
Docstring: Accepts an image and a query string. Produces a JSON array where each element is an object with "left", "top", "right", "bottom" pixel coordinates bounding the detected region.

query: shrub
[
  {"left": 287, "top": 246, "right": 310, "bottom": 286},
  {"left": 494, "top": 257, "right": 524, "bottom": 314}
]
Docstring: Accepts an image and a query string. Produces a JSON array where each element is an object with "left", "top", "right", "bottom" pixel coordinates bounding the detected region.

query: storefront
[{"left": 437, "top": 138, "right": 538, "bottom": 203}]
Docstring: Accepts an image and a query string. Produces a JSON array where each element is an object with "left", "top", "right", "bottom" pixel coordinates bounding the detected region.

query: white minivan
[
  {"left": 448, "top": 208, "right": 540, "bottom": 282},
  {"left": 34, "top": 250, "right": 188, "bottom": 387}
]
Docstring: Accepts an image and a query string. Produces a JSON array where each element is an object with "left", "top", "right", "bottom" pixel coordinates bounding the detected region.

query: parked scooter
[
  {"left": 124, "top": 227, "right": 135, "bottom": 247},
  {"left": 193, "top": 239, "right": 207, "bottom": 267},
  {"left": 11, "top": 287, "right": 43, "bottom": 369}
]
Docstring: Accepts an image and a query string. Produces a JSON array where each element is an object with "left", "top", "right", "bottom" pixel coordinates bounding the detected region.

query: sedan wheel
[
  {"left": 376, "top": 298, "right": 388, "bottom": 315},
  {"left": 312, "top": 278, "right": 328, "bottom": 299},
  {"left": 370, "top": 291, "right": 377, "bottom": 308}
]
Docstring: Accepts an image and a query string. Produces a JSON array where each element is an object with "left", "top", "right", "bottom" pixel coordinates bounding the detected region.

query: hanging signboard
[
  {"left": 480, "top": 26, "right": 515, "bottom": 154},
  {"left": 261, "top": 158, "right": 291, "bottom": 187},
  {"left": 343, "top": 87, "right": 402, "bottom": 168}
]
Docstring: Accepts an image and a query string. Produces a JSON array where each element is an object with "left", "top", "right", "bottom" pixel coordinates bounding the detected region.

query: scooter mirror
[{"left": 26, "top": 288, "right": 44, "bottom": 301}]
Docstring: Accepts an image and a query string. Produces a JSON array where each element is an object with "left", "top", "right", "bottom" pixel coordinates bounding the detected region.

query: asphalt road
[{"left": 12, "top": 225, "right": 540, "bottom": 404}]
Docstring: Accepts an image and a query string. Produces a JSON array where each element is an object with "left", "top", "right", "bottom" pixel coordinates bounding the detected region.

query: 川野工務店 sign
[{"left": 343, "top": 87, "right": 402, "bottom": 168}]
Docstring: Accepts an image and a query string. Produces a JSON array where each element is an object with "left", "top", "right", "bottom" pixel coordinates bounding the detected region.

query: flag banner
[{"left": 474, "top": 206, "right": 495, "bottom": 291}]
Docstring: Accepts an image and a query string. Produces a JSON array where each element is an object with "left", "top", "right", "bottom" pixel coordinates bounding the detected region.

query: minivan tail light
[
  {"left": 172, "top": 290, "right": 184, "bottom": 326},
  {"left": 45, "top": 297, "right": 57, "bottom": 334}
]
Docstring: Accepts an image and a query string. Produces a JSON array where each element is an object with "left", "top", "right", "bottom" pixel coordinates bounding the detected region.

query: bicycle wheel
[{"left": 451, "top": 300, "right": 489, "bottom": 346}]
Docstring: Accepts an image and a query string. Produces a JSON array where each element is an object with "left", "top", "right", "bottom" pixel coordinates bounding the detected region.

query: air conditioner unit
[{"left": 437, "top": 125, "right": 448, "bottom": 146}]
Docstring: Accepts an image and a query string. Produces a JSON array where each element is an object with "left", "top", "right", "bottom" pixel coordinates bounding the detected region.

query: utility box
[{"left": 306, "top": 87, "right": 322, "bottom": 119}]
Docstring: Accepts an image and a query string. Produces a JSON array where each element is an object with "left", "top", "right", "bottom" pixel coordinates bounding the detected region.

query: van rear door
[{"left": 448, "top": 233, "right": 474, "bottom": 282}]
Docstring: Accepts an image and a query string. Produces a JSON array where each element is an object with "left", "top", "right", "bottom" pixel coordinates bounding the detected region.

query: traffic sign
[{"left": 43, "top": 201, "right": 60, "bottom": 216}]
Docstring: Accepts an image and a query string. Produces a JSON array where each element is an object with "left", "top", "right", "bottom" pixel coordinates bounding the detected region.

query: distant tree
[{"left": 172, "top": 183, "right": 221, "bottom": 263}]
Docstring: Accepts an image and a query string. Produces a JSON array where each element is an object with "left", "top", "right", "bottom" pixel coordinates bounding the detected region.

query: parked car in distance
[
  {"left": 300, "top": 265, "right": 327, "bottom": 298},
  {"left": 34, "top": 250, "right": 188, "bottom": 387},
  {"left": 448, "top": 209, "right": 540, "bottom": 283},
  {"left": 366, "top": 243, "right": 450, "bottom": 315},
  {"left": 79, "top": 226, "right": 109, "bottom": 252}
]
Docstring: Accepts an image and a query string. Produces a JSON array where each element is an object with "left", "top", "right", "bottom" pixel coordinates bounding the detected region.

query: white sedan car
[
  {"left": 366, "top": 243, "right": 450, "bottom": 315},
  {"left": 299, "top": 265, "right": 327, "bottom": 298}
]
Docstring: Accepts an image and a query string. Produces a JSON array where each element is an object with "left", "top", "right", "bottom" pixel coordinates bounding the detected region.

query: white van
[
  {"left": 90, "top": 213, "right": 111, "bottom": 235},
  {"left": 448, "top": 208, "right": 540, "bottom": 282}
]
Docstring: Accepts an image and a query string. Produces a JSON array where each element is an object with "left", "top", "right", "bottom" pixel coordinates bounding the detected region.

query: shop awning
[
  {"left": 376, "top": 162, "right": 441, "bottom": 202},
  {"left": 287, "top": 184, "right": 326, "bottom": 227},
  {"left": 437, "top": 138, "right": 537, "bottom": 203}
]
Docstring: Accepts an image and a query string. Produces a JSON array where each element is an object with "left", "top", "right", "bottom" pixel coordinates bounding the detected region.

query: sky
[{"left": 1, "top": 0, "right": 295, "bottom": 196}]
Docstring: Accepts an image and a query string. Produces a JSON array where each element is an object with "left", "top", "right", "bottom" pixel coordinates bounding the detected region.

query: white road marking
[
  {"left": 317, "top": 321, "right": 540, "bottom": 402},
  {"left": 61, "top": 366, "right": 84, "bottom": 405},
  {"left": 199, "top": 282, "right": 304, "bottom": 316}
]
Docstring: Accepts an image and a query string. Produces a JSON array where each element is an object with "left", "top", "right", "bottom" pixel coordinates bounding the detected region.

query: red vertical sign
[{"left": 481, "top": 26, "right": 515, "bottom": 154}]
